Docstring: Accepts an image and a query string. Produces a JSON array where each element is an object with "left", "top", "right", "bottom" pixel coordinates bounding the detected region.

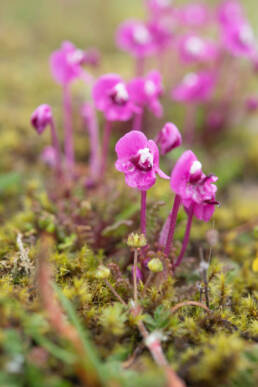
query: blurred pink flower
[
  {"left": 176, "top": 3, "right": 211, "bottom": 28},
  {"left": 177, "top": 33, "right": 219, "bottom": 64},
  {"left": 171, "top": 71, "right": 216, "bottom": 103},
  {"left": 128, "top": 70, "right": 163, "bottom": 117},
  {"left": 115, "top": 130, "right": 168, "bottom": 191},
  {"left": 31, "top": 104, "right": 52, "bottom": 134},
  {"left": 170, "top": 150, "right": 219, "bottom": 221},
  {"left": 222, "top": 21, "right": 255, "bottom": 57},
  {"left": 50, "top": 41, "right": 86, "bottom": 85},
  {"left": 116, "top": 20, "right": 156, "bottom": 58},
  {"left": 148, "top": 20, "right": 173, "bottom": 52},
  {"left": 217, "top": 0, "right": 245, "bottom": 26},
  {"left": 146, "top": 0, "right": 174, "bottom": 16},
  {"left": 156, "top": 122, "right": 182, "bottom": 155},
  {"left": 92, "top": 74, "right": 139, "bottom": 121}
]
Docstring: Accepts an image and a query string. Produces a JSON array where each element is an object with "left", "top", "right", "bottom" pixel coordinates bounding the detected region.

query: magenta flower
[
  {"left": 50, "top": 41, "right": 86, "bottom": 85},
  {"left": 222, "top": 21, "right": 255, "bottom": 57},
  {"left": 177, "top": 34, "right": 219, "bottom": 64},
  {"left": 115, "top": 131, "right": 168, "bottom": 191},
  {"left": 31, "top": 104, "right": 53, "bottom": 134},
  {"left": 156, "top": 122, "right": 182, "bottom": 155},
  {"left": 116, "top": 20, "right": 156, "bottom": 58},
  {"left": 128, "top": 71, "right": 163, "bottom": 118},
  {"left": 93, "top": 74, "right": 138, "bottom": 122},
  {"left": 31, "top": 105, "right": 62, "bottom": 174},
  {"left": 148, "top": 20, "right": 173, "bottom": 53},
  {"left": 176, "top": 3, "right": 211, "bottom": 28},
  {"left": 146, "top": 0, "right": 174, "bottom": 16},
  {"left": 217, "top": 0, "right": 244, "bottom": 27},
  {"left": 170, "top": 150, "right": 219, "bottom": 222},
  {"left": 172, "top": 71, "right": 216, "bottom": 103}
]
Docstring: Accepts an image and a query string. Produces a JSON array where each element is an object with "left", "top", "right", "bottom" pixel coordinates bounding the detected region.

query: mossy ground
[{"left": 0, "top": 1, "right": 257, "bottom": 386}]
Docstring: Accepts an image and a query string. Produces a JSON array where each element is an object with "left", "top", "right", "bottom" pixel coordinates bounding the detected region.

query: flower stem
[
  {"left": 174, "top": 206, "right": 194, "bottom": 268},
  {"left": 49, "top": 118, "right": 62, "bottom": 175},
  {"left": 164, "top": 195, "right": 181, "bottom": 257},
  {"left": 101, "top": 120, "right": 112, "bottom": 176},
  {"left": 140, "top": 190, "right": 147, "bottom": 236},
  {"left": 184, "top": 103, "right": 197, "bottom": 145},
  {"left": 136, "top": 57, "right": 145, "bottom": 77},
  {"left": 133, "top": 249, "right": 138, "bottom": 303},
  {"left": 83, "top": 104, "right": 101, "bottom": 181},
  {"left": 63, "top": 84, "right": 74, "bottom": 170},
  {"left": 133, "top": 110, "right": 143, "bottom": 131}
]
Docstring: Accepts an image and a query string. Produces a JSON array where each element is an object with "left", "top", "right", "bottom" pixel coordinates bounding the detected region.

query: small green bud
[
  {"left": 127, "top": 233, "right": 147, "bottom": 248},
  {"left": 254, "top": 226, "right": 258, "bottom": 240},
  {"left": 147, "top": 258, "right": 163, "bottom": 273},
  {"left": 95, "top": 265, "right": 110, "bottom": 279}
]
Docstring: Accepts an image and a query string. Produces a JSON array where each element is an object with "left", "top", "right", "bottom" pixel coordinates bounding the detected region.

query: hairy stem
[
  {"left": 140, "top": 190, "right": 147, "bottom": 236},
  {"left": 164, "top": 195, "right": 181, "bottom": 257},
  {"left": 133, "top": 110, "right": 143, "bottom": 131},
  {"left": 174, "top": 206, "right": 194, "bottom": 268},
  {"left": 49, "top": 118, "right": 62, "bottom": 175},
  {"left": 101, "top": 120, "right": 112, "bottom": 176},
  {"left": 63, "top": 84, "right": 74, "bottom": 170}
]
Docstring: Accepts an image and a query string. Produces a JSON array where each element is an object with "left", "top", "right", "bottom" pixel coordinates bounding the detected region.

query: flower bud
[
  {"left": 127, "top": 233, "right": 147, "bottom": 248},
  {"left": 31, "top": 104, "right": 52, "bottom": 134},
  {"left": 147, "top": 258, "right": 163, "bottom": 273},
  {"left": 95, "top": 265, "right": 110, "bottom": 279},
  {"left": 156, "top": 122, "right": 182, "bottom": 155}
]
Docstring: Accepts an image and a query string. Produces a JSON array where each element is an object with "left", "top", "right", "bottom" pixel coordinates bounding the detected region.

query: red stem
[
  {"left": 101, "top": 120, "right": 112, "bottom": 176},
  {"left": 164, "top": 195, "right": 181, "bottom": 256},
  {"left": 133, "top": 110, "right": 143, "bottom": 131},
  {"left": 63, "top": 84, "right": 74, "bottom": 170},
  {"left": 140, "top": 190, "right": 147, "bottom": 236},
  {"left": 174, "top": 206, "right": 194, "bottom": 268}
]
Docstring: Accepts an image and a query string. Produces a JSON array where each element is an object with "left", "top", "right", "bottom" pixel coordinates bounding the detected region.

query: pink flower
[
  {"left": 116, "top": 20, "right": 156, "bottom": 58},
  {"left": 177, "top": 34, "right": 219, "bottom": 64},
  {"left": 31, "top": 104, "right": 52, "bottom": 134},
  {"left": 146, "top": 0, "right": 174, "bottom": 16},
  {"left": 176, "top": 3, "right": 211, "bottom": 28},
  {"left": 170, "top": 150, "right": 219, "bottom": 222},
  {"left": 115, "top": 131, "right": 167, "bottom": 191},
  {"left": 148, "top": 20, "right": 173, "bottom": 52},
  {"left": 50, "top": 41, "right": 86, "bottom": 85},
  {"left": 217, "top": 0, "right": 245, "bottom": 27},
  {"left": 128, "top": 71, "right": 163, "bottom": 117},
  {"left": 156, "top": 122, "right": 182, "bottom": 155},
  {"left": 222, "top": 21, "right": 255, "bottom": 57},
  {"left": 92, "top": 74, "right": 138, "bottom": 122},
  {"left": 172, "top": 71, "right": 216, "bottom": 103}
]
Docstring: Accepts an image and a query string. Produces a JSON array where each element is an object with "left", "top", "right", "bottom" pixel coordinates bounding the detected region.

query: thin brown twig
[
  {"left": 171, "top": 301, "right": 211, "bottom": 315},
  {"left": 104, "top": 279, "right": 127, "bottom": 306}
]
